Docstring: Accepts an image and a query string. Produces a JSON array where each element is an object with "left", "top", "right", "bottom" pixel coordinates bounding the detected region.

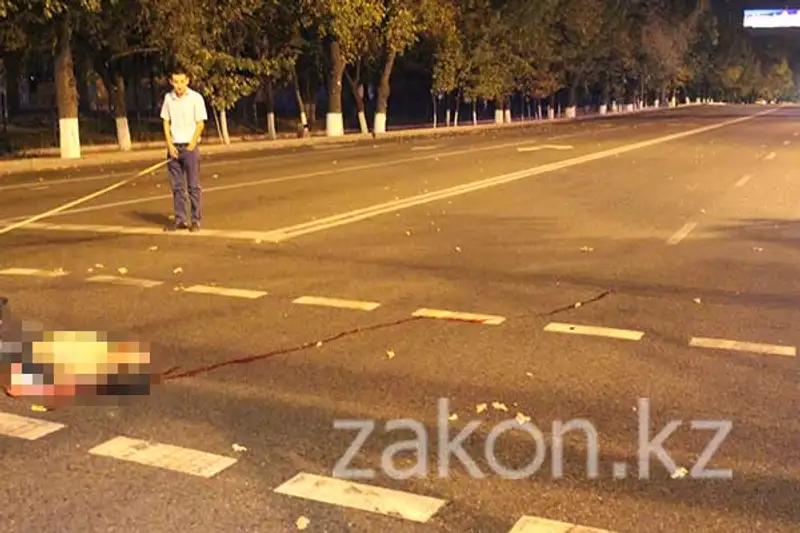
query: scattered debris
[
  {"left": 232, "top": 443, "right": 247, "bottom": 452},
  {"left": 31, "top": 405, "right": 48, "bottom": 412},
  {"left": 448, "top": 413, "right": 458, "bottom": 421},
  {"left": 753, "top": 247, "right": 763, "bottom": 252},
  {"left": 515, "top": 413, "right": 531, "bottom": 425},
  {"left": 580, "top": 246, "right": 594, "bottom": 252},
  {"left": 455, "top": 246, "right": 461, "bottom": 252},
  {"left": 693, "top": 298, "right": 702, "bottom": 304},
  {"left": 315, "top": 341, "right": 322, "bottom": 347},
  {"left": 475, "top": 403, "right": 488, "bottom": 414},
  {"left": 295, "top": 516, "right": 310, "bottom": 530},
  {"left": 671, "top": 467, "right": 689, "bottom": 479},
  {"left": 172, "top": 267, "right": 183, "bottom": 274},
  {"left": 385, "top": 349, "right": 396, "bottom": 360},
  {"left": 148, "top": 246, "right": 158, "bottom": 252},
  {"left": 492, "top": 401, "right": 509, "bottom": 412},
  {"left": 405, "top": 230, "right": 411, "bottom": 236},
  {"left": 117, "top": 267, "right": 128, "bottom": 275}
]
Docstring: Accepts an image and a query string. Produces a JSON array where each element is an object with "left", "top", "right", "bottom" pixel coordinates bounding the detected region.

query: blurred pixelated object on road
[{"left": 1, "top": 296, "right": 155, "bottom": 407}]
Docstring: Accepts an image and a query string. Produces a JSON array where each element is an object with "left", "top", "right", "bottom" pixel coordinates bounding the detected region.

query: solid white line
[
  {"left": 412, "top": 308, "right": 506, "bottom": 325},
  {"left": 516, "top": 145, "right": 574, "bottom": 152},
  {"left": 735, "top": 175, "right": 752, "bottom": 187},
  {"left": 0, "top": 267, "right": 68, "bottom": 278},
  {"left": 0, "top": 412, "right": 66, "bottom": 440},
  {"left": 273, "top": 472, "right": 447, "bottom": 523},
  {"left": 86, "top": 275, "right": 164, "bottom": 288},
  {"left": 544, "top": 322, "right": 644, "bottom": 341},
  {"left": 14, "top": 222, "right": 282, "bottom": 242},
  {"left": 764, "top": 152, "right": 776, "bottom": 160},
  {"left": 180, "top": 284, "right": 267, "bottom": 299},
  {"left": 666, "top": 221, "right": 698, "bottom": 245},
  {"left": 410, "top": 145, "right": 440, "bottom": 151},
  {"left": 255, "top": 110, "right": 776, "bottom": 242},
  {"left": 508, "top": 516, "right": 618, "bottom": 533},
  {"left": 88, "top": 436, "right": 238, "bottom": 478},
  {"left": 292, "top": 295, "right": 380, "bottom": 311},
  {"left": 689, "top": 337, "right": 796, "bottom": 357}
]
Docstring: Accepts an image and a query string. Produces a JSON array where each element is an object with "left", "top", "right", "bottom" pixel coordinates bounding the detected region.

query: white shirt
[{"left": 160, "top": 88, "right": 208, "bottom": 144}]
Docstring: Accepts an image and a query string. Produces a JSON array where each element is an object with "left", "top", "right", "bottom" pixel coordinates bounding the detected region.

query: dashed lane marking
[
  {"left": 0, "top": 267, "right": 68, "bottom": 278},
  {"left": 764, "top": 151, "right": 777, "bottom": 160},
  {"left": 88, "top": 436, "right": 238, "bottom": 478},
  {"left": 179, "top": 284, "right": 268, "bottom": 299},
  {"left": 86, "top": 275, "right": 164, "bottom": 288},
  {"left": 516, "top": 145, "right": 574, "bottom": 152},
  {"left": 666, "top": 221, "right": 698, "bottom": 245},
  {"left": 410, "top": 145, "right": 440, "bottom": 151},
  {"left": 689, "top": 337, "right": 796, "bottom": 357},
  {"left": 544, "top": 322, "right": 645, "bottom": 341},
  {"left": 273, "top": 472, "right": 447, "bottom": 523},
  {"left": 293, "top": 295, "right": 380, "bottom": 311},
  {"left": 0, "top": 412, "right": 66, "bottom": 440},
  {"left": 508, "top": 515, "right": 618, "bottom": 533},
  {"left": 735, "top": 175, "right": 752, "bottom": 187},
  {"left": 13, "top": 222, "right": 281, "bottom": 242},
  {"left": 412, "top": 308, "right": 506, "bottom": 325}
]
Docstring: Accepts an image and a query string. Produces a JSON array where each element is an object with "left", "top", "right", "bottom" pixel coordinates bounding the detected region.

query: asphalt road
[{"left": 1, "top": 104, "right": 798, "bottom": 533}]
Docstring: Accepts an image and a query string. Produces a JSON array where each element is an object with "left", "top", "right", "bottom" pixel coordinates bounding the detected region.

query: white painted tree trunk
[
  {"left": 565, "top": 106, "right": 576, "bottom": 118},
  {"left": 115, "top": 117, "right": 131, "bottom": 151},
  {"left": 624, "top": 103, "right": 634, "bottom": 112},
  {"left": 357, "top": 110, "right": 368, "bottom": 134},
  {"left": 59, "top": 118, "right": 81, "bottom": 159},
  {"left": 494, "top": 109, "right": 503, "bottom": 124},
  {"left": 445, "top": 109, "right": 451, "bottom": 127},
  {"left": 453, "top": 110, "right": 458, "bottom": 127},
  {"left": 326, "top": 113, "right": 343, "bottom": 136},
  {"left": 374, "top": 112, "right": 387, "bottom": 134},
  {"left": 472, "top": 110, "right": 477, "bottom": 126},
  {"left": 267, "top": 112, "right": 276, "bottom": 139},
  {"left": 599, "top": 104, "right": 607, "bottom": 115},
  {"left": 547, "top": 107, "right": 555, "bottom": 120},
  {"left": 504, "top": 108, "right": 511, "bottom": 123},
  {"left": 220, "top": 109, "right": 231, "bottom": 144}
]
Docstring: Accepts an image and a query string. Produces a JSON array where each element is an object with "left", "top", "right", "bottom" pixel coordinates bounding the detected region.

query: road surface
[{"left": 1, "top": 105, "right": 798, "bottom": 533}]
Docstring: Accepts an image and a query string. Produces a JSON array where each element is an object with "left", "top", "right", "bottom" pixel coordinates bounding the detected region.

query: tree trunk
[
  {"left": 494, "top": 97, "right": 503, "bottom": 124},
  {"left": 291, "top": 65, "right": 308, "bottom": 136},
  {"left": 472, "top": 100, "right": 477, "bottom": 125},
  {"left": 374, "top": 49, "right": 396, "bottom": 134},
  {"left": 344, "top": 65, "right": 368, "bottom": 134},
  {"left": 114, "top": 74, "right": 132, "bottom": 151},
  {"left": 326, "top": 39, "right": 345, "bottom": 136},
  {"left": 5, "top": 53, "right": 20, "bottom": 117},
  {"left": 54, "top": 18, "right": 81, "bottom": 159},
  {"left": 219, "top": 107, "right": 230, "bottom": 144},
  {"left": 264, "top": 77, "right": 276, "bottom": 140}
]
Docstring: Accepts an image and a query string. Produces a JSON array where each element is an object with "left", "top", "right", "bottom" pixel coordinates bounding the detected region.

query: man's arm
[
  {"left": 188, "top": 93, "right": 208, "bottom": 150},
  {"left": 160, "top": 97, "right": 178, "bottom": 157}
]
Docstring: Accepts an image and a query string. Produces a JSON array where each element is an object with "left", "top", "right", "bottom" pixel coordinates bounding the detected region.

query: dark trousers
[{"left": 167, "top": 145, "right": 202, "bottom": 224}]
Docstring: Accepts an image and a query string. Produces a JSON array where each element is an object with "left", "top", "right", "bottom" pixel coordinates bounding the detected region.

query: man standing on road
[{"left": 160, "top": 68, "right": 208, "bottom": 232}]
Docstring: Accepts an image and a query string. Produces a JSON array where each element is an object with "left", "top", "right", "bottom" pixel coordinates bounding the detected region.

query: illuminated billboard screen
[{"left": 744, "top": 8, "right": 800, "bottom": 28}]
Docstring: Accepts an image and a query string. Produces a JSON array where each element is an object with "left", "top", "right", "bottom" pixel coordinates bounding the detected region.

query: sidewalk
[{"left": 0, "top": 104, "right": 701, "bottom": 177}]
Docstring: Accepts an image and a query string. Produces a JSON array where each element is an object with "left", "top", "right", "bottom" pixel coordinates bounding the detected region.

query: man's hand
[
  {"left": 187, "top": 140, "right": 197, "bottom": 152},
  {"left": 168, "top": 144, "right": 179, "bottom": 159}
]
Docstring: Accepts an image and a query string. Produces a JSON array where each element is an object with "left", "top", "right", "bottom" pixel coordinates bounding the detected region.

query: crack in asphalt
[
  {"left": 159, "top": 316, "right": 424, "bottom": 381},
  {"left": 537, "top": 290, "right": 613, "bottom": 317}
]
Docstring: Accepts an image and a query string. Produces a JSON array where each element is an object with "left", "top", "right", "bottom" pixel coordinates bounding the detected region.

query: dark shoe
[
  {"left": 164, "top": 221, "right": 188, "bottom": 232},
  {"left": 189, "top": 221, "right": 201, "bottom": 232}
]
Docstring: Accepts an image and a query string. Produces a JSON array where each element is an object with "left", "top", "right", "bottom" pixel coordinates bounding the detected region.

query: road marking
[
  {"left": 253, "top": 110, "right": 776, "bottom": 241},
  {"left": 516, "top": 145, "right": 574, "bottom": 152},
  {"left": 86, "top": 275, "right": 163, "bottom": 288},
  {"left": 180, "top": 284, "right": 267, "bottom": 299},
  {"left": 0, "top": 412, "right": 66, "bottom": 440},
  {"left": 544, "top": 322, "right": 644, "bottom": 341},
  {"left": 689, "top": 337, "right": 796, "bottom": 357},
  {"left": 410, "top": 145, "right": 440, "bottom": 151},
  {"left": 412, "top": 308, "right": 505, "bottom": 325},
  {"left": 273, "top": 472, "right": 447, "bottom": 523},
  {"left": 666, "top": 221, "right": 698, "bottom": 245},
  {"left": 12, "top": 222, "right": 282, "bottom": 242},
  {"left": 508, "top": 515, "right": 618, "bottom": 533},
  {"left": 88, "top": 436, "right": 238, "bottom": 478},
  {"left": 0, "top": 267, "right": 68, "bottom": 278},
  {"left": 764, "top": 152, "right": 776, "bottom": 160},
  {"left": 735, "top": 175, "right": 752, "bottom": 187},
  {"left": 293, "top": 295, "right": 380, "bottom": 311}
]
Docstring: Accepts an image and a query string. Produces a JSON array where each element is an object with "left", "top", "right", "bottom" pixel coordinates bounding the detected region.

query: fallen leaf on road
[
  {"left": 173, "top": 267, "right": 183, "bottom": 274},
  {"left": 295, "top": 516, "right": 310, "bottom": 530},
  {"left": 31, "top": 405, "right": 48, "bottom": 412},
  {"left": 693, "top": 298, "right": 701, "bottom": 304},
  {"left": 671, "top": 467, "right": 689, "bottom": 479},
  {"left": 212, "top": 174, "right": 219, "bottom": 179},
  {"left": 232, "top": 443, "right": 247, "bottom": 452},
  {"left": 117, "top": 267, "right": 128, "bottom": 275},
  {"left": 254, "top": 239, "right": 263, "bottom": 244},
  {"left": 515, "top": 413, "right": 531, "bottom": 425},
  {"left": 448, "top": 413, "right": 458, "bottom": 421},
  {"left": 148, "top": 246, "right": 158, "bottom": 251},
  {"left": 315, "top": 341, "right": 322, "bottom": 347},
  {"left": 526, "top": 372, "right": 533, "bottom": 377},
  {"left": 95, "top": 263, "right": 105, "bottom": 269},
  {"left": 386, "top": 349, "right": 395, "bottom": 359},
  {"left": 475, "top": 403, "right": 488, "bottom": 414},
  {"left": 492, "top": 402, "right": 509, "bottom": 412},
  {"left": 753, "top": 247, "right": 763, "bottom": 252},
  {"left": 574, "top": 302, "right": 582, "bottom": 308},
  {"left": 580, "top": 246, "right": 594, "bottom": 252},
  {"left": 87, "top": 268, "right": 94, "bottom": 273},
  {"left": 405, "top": 230, "right": 411, "bottom": 236},
  {"left": 455, "top": 246, "right": 461, "bottom": 252}
]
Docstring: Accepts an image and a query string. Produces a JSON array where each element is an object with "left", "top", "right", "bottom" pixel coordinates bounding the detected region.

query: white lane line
[
  {"left": 666, "top": 221, "right": 698, "bottom": 245},
  {"left": 516, "top": 145, "right": 574, "bottom": 152},
  {"left": 509, "top": 515, "right": 618, "bottom": 533},
  {"left": 14, "top": 222, "right": 282, "bottom": 242},
  {"left": 86, "top": 275, "right": 163, "bottom": 288},
  {"left": 735, "top": 175, "right": 752, "bottom": 187},
  {"left": 764, "top": 152, "right": 776, "bottom": 160},
  {"left": 180, "top": 284, "right": 267, "bottom": 299},
  {"left": 412, "top": 308, "right": 505, "bottom": 325},
  {"left": 689, "top": 337, "right": 796, "bottom": 357},
  {"left": 0, "top": 267, "right": 68, "bottom": 278},
  {"left": 410, "top": 145, "right": 440, "bottom": 151},
  {"left": 88, "top": 436, "right": 238, "bottom": 478},
  {"left": 544, "top": 322, "right": 644, "bottom": 341},
  {"left": 0, "top": 412, "right": 66, "bottom": 440},
  {"left": 292, "top": 295, "right": 380, "bottom": 311},
  {"left": 273, "top": 472, "right": 447, "bottom": 523},
  {"left": 256, "top": 110, "right": 776, "bottom": 242}
]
